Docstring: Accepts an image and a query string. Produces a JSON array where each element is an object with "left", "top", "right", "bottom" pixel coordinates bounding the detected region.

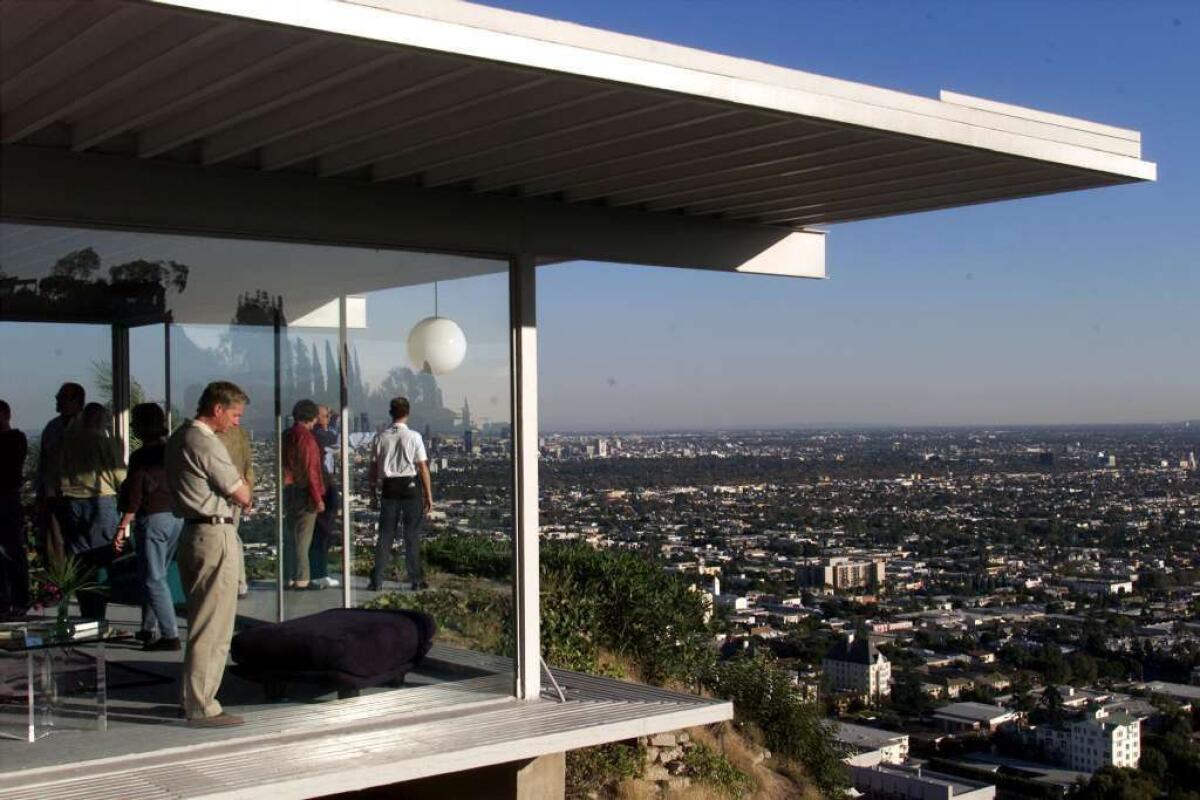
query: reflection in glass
[{"left": 0, "top": 221, "right": 515, "bottom": 747}]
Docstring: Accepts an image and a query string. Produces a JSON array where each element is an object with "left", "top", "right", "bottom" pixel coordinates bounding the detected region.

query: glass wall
[{"left": 0, "top": 221, "right": 515, "bottom": 740}]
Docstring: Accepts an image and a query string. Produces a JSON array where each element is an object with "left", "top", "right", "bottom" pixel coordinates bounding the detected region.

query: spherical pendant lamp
[{"left": 407, "top": 313, "right": 466, "bottom": 375}]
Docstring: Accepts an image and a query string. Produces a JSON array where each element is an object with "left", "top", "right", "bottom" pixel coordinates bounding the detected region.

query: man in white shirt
[{"left": 367, "top": 397, "right": 432, "bottom": 592}]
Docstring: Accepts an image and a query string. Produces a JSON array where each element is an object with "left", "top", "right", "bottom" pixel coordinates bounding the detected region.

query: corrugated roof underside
[{"left": 0, "top": 0, "right": 1137, "bottom": 230}]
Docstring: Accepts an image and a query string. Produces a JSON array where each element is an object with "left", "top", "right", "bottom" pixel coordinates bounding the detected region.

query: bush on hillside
[
  {"left": 704, "top": 654, "right": 849, "bottom": 797},
  {"left": 406, "top": 534, "right": 849, "bottom": 794}
]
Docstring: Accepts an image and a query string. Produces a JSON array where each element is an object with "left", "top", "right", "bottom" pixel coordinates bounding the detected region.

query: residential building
[
  {"left": 835, "top": 722, "right": 910, "bottom": 766},
  {"left": 850, "top": 764, "right": 996, "bottom": 800},
  {"left": 799, "top": 556, "right": 886, "bottom": 592},
  {"left": 933, "top": 702, "right": 1021, "bottom": 733},
  {"left": 823, "top": 632, "right": 892, "bottom": 701},
  {"left": 1034, "top": 708, "right": 1141, "bottom": 773}
]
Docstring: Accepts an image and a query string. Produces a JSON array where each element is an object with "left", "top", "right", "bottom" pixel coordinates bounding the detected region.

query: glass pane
[
  {"left": 0, "top": 221, "right": 514, "bottom": 752},
  {"left": 347, "top": 275, "right": 513, "bottom": 661}
]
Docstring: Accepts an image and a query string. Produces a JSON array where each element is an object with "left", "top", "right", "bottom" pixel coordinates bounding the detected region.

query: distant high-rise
[
  {"left": 464, "top": 428, "right": 474, "bottom": 454},
  {"left": 799, "top": 557, "right": 886, "bottom": 593},
  {"left": 461, "top": 397, "right": 472, "bottom": 430}
]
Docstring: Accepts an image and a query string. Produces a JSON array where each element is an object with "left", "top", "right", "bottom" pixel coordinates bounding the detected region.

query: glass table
[{"left": 0, "top": 619, "right": 108, "bottom": 743}]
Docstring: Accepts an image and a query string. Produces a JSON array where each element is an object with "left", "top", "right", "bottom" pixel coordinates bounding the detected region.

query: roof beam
[
  {"left": 263, "top": 74, "right": 552, "bottom": 174},
  {"left": 700, "top": 154, "right": 1012, "bottom": 219},
  {"left": 138, "top": 49, "right": 408, "bottom": 159},
  {"left": 415, "top": 98, "right": 685, "bottom": 189},
  {"left": 514, "top": 118, "right": 800, "bottom": 198},
  {"left": 0, "top": 4, "right": 145, "bottom": 110},
  {"left": 562, "top": 128, "right": 842, "bottom": 203},
  {"left": 2, "top": 19, "right": 235, "bottom": 144},
  {"left": 778, "top": 174, "right": 1109, "bottom": 226},
  {"left": 751, "top": 165, "right": 1055, "bottom": 224},
  {"left": 3, "top": 143, "right": 812, "bottom": 275},
  {"left": 599, "top": 139, "right": 912, "bottom": 208},
  {"left": 201, "top": 59, "right": 476, "bottom": 166},
  {"left": 413, "top": 97, "right": 680, "bottom": 189},
  {"left": 0, "top": 0, "right": 70, "bottom": 54},
  {"left": 680, "top": 152, "right": 982, "bottom": 216},
  {"left": 71, "top": 32, "right": 322, "bottom": 152},
  {"left": 367, "top": 88, "right": 623, "bottom": 183},
  {"left": 470, "top": 107, "right": 746, "bottom": 194}
]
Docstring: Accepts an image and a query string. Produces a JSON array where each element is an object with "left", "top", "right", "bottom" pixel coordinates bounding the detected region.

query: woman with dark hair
[{"left": 115, "top": 403, "right": 183, "bottom": 650}]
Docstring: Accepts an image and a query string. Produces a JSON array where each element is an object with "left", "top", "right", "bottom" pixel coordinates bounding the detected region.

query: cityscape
[{"left": 230, "top": 415, "right": 1200, "bottom": 795}]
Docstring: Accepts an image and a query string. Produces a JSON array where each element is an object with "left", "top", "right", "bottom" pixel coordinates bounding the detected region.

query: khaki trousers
[
  {"left": 285, "top": 487, "right": 317, "bottom": 584},
  {"left": 178, "top": 521, "right": 239, "bottom": 719}
]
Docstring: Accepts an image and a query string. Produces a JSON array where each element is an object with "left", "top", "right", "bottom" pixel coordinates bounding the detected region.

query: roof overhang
[{"left": 0, "top": 0, "right": 1154, "bottom": 278}]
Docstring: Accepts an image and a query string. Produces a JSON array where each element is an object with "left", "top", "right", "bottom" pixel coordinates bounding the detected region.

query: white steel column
[
  {"left": 509, "top": 254, "right": 540, "bottom": 700},
  {"left": 339, "top": 294, "right": 352, "bottom": 608}
]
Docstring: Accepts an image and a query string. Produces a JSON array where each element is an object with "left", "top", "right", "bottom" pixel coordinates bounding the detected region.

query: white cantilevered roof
[{"left": 0, "top": 0, "right": 1153, "bottom": 233}]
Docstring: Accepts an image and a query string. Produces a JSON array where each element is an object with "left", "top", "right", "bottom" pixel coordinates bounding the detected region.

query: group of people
[{"left": 0, "top": 380, "right": 433, "bottom": 727}]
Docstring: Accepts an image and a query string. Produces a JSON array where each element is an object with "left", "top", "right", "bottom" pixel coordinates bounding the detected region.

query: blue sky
[{"left": 485, "top": 0, "right": 1198, "bottom": 430}]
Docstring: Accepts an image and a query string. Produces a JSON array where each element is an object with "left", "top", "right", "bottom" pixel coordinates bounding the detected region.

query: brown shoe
[{"left": 185, "top": 712, "right": 244, "bottom": 728}]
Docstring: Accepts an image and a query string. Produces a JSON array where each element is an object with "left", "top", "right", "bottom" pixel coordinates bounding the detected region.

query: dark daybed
[{"left": 231, "top": 607, "right": 437, "bottom": 700}]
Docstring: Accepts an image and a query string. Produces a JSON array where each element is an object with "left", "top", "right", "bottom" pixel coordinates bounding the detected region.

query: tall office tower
[
  {"left": 461, "top": 397, "right": 472, "bottom": 431},
  {"left": 464, "top": 428, "right": 474, "bottom": 454}
]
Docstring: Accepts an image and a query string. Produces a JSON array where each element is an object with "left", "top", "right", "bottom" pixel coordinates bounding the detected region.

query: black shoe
[
  {"left": 135, "top": 630, "right": 157, "bottom": 644},
  {"left": 366, "top": 583, "right": 381, "bottom": 592},
  {"left": 411, "top": 581, "right": 429, "bottom": 591},
  {"left": 144, "top": 637, "right": 182, "bottom": 652}
]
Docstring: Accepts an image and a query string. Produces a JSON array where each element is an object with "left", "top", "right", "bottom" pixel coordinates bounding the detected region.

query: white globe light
[{"left": 407, "top": 316, "right": 467, "bottom": 374}]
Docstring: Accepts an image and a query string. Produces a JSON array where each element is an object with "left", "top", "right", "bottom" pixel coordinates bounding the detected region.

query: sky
[
  {"left": 481, "top": 0, "right": 1198, "bottom": 431},
  {"left": 1, "top": 2, "right": 1195, "bottom": 434}
]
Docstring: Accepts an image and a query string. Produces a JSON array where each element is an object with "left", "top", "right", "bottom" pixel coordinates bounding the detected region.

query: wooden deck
[{"left": 0, "top": 642, "right": 731, "bottom": 799}]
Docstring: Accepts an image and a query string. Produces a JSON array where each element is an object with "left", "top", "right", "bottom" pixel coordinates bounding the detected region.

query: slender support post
[
  {"left": 111, "top": 323, "right": 131, "bottom": 461},
  {"left": 163, "top": 320, "right": 173, "bottom": 431},
  {"left": 509, "top": 254, "right": 539, "bottom": 700},
  {"left": 339, "top": 295, "right": 352, "bottom": 608},
  {"left": 274, "top": 308, "right": 285, "bottom": 622}
]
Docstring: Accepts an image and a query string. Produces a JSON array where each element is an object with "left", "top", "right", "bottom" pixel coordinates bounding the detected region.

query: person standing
[
  {"left": 216, "top": 423, "right": 254, "bottom": 598},
  {"left": 282, "top": 399, "right": 324, "bottom": 590},
  {"left": 308, "top": 404, "right": 340, "bottom": 590},
  {"left": 0, "top": 400, "right": 29, "bottom": 618},
  {"left": 57, "top": 402, "right": 126, "bottom": 621},
  {"left": 114, "top": 403, "right": 183, "bottom": 651},
  {"left": 368, "top": 397, "right": 432, "bottom": 592},
  {"left": 35, "top": 382, "right": 85, "bottom": 567},
  {"left": 165, "top": 381, "right": 252, "bottom": 728}
]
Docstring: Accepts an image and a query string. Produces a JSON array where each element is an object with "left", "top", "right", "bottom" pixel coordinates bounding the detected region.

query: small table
[{"left": 0, "top": 620, "right": 108, "bottom": 743}]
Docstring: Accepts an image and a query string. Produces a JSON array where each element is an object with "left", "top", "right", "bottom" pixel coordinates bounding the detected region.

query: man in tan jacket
[{"left": 166, "top": 382, "right": 252, "bottom": 728}]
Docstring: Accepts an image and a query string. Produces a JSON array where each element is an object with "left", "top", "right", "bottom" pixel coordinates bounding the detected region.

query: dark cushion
[{"left": 231, "top": 608, "right": 436, "bottom": 679}]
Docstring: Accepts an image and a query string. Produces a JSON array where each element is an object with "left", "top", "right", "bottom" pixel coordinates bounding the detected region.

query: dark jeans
[
  {"left": 59, "top": 497, "right": 119, "bottom": 621},
  {"left": 309, "top": 485, "right": 339, "bottom": 581},
  {"left": 373, "top": 496, "right": 424, "bottom": 588},
  {"left": 0, "top": 491, "right": 28, "bottom": 618},
  {"left": 135, "top": 512, "right": 183, "bottom": 639}
]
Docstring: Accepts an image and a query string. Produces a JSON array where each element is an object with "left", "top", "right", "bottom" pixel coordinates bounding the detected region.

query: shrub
[
  {"left": 566, "top": 741, "right": 644, "bottom": 798},
  {"left": 423, "top": 535, "right": 511, "bottom": 580},
  {"left": 683, "top": 743, "right": 753, "bottom": 798},
  {"left": 704, "top": 653, "right": 849, "bottom": 796}
]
